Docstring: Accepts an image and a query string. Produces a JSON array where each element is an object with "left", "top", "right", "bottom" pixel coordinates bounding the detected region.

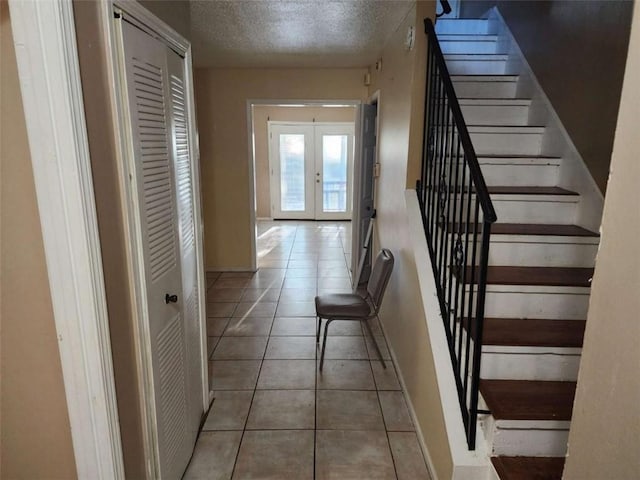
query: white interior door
[
  {"left": 314, "top": 124, "right": 354, "bottom": 220},
  {"left": 269, "top": 122, "right": 354, "bottom": 220},
  {"left": 269, "top": 124, "right": 315, "bottom": 219},
  {"left": 166, "top": 48, "right": 204, "bottom": 453},
  {"left": 119, "top": 19, "right": 201, "bottom": 479},
  {"left": 351, "top": 104, "right": 377, "bottom": 285}
]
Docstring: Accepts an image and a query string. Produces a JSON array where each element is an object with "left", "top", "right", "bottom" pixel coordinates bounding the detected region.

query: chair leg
[
  {"left": 363, "top": 317, "right": 386, "bottom": 369},
  {"left": 316, "top": 316, "right": 322, "bottom": 344},
  {"left": 319, "top": 319, "right": 332, "bottom": 371}
]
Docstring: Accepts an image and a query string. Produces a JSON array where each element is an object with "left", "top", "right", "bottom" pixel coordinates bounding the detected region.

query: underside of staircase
[{"left": 435, "top": 13, "right": 601, "bottom": 480}]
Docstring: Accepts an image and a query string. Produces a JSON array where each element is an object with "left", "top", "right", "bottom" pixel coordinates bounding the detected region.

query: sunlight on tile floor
[{"left": 185, "top": 221, "right": 431, "bottom": 480}]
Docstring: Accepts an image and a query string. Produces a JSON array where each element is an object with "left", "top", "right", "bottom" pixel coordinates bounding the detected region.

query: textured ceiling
[{"left": 190, "top": 1, "right": 415, "bottom": 68}]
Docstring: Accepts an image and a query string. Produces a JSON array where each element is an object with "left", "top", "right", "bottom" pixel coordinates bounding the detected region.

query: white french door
[{"left": 269, "top": 122, "right": 354, "bottom": 220}]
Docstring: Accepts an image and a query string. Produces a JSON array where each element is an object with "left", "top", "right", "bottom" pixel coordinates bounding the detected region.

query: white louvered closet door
[
  {"left": 120, "top": 20, "right": 199, "bottom": 479},
  {"left": 166, "top": 48, "right": 203, "bottom": 447}
]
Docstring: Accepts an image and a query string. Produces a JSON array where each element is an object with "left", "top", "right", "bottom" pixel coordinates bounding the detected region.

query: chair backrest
[{"left": 367, "top": 249, "right": 394, "bottom": 312}]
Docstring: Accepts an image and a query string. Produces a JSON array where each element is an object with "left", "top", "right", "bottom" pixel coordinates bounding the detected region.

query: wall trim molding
[
  {"left": 404, "top": 190, "right": 490, "bottom": 480},
  {"left": 8, "top": 1, "right": 125, "bottom": 477}
]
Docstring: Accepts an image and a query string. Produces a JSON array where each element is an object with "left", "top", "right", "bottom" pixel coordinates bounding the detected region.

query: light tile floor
[{"left": 186, "top": 221, "right": 431, "bottom": 480}]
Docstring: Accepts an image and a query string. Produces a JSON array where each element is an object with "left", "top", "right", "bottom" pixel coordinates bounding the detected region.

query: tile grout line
[
  {"left": 208, "top": 281, "right": 243, "bottom": 479},
  {"left": 368, "top": 356, "right": 401, "bottom": 480},
  {"left": 206, "top": 221, "right": 424, "bottom": 478},
  {"left": 225, "top": 335, "right": 266, "bottom": 478}
]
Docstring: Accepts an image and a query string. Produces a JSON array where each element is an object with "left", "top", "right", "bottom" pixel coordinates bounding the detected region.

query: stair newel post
[{"left": 468, "top": 220, "right": 493, "bottom": 449}]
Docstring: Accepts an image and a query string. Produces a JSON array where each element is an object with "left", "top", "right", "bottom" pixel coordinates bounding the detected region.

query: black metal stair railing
[{"left": 417, "top": 18, "right": 497, "bottom": 450}]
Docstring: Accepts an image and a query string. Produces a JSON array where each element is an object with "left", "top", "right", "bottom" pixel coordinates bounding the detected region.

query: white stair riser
[
  {"left": 446, "top": 60, "right": 507, "bottom": 75},
  {"left": 453, "top": 80, "right": 517, "bottom": 99},
  {"left": 470, "top": 132, "right": 543, "bottom": 156},
  {"left": 438, "top": 34, "right": 499, "bottom": 41},
  {"left": 487, "top": 241, "right": 598, "bottom": 267},
  {"left": 484, "top": 291, "right": 590, "bottom": 319},
  {"left": 435, "top": 19, "right": 492, "bottom": 35},
  {"left": 489, "top": 198, "right": 577, "bottom": 224},
  {"left": 460, "top": 104, "right": 530, "bottom": 126},
  {"left": 481, "top": 352, "right": 581, "bottom": 381},
  {"left": 440, "top": 41, "right": 498, "bottom": 54},
  {"left": 491, "top": 428, "right": 569, "bottom": 457},
  {"left": 453, "top": 196, "right": 578, "bottom": 224},
  {"left": 479, "top": 162, "right": 560, "bottom": 187},
  {"left": 444, "top": 234, "right": 597, "bottom": 267}
]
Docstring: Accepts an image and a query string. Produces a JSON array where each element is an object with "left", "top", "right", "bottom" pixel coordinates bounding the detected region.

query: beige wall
[
  {"left": 253, "top": 105, "right": 357, "bottom": 218},
  {"left": 194, "top": 68, "right": 367, "bottom": 269},
  {"left": 71, "top": 1, "right": 193, "bottom": 476},
  {"left": 368, "top": 2, "right": 453, "bottom": 479},
  {"left": 461, "top": 0, "right": 633, "bottom": 193},
  {"left": 563, "top": 3, "right": 640, "bottom": 478},
  {"left": 72, "top": 1, "right": 148, "bottom": 477},
  {"left": 0, "top": 1, "right": 77, "bottom": 478}
]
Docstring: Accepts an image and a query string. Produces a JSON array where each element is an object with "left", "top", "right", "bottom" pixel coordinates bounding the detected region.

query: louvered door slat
[{"left": 130, "top": 57, "right": 177, "bottom": 283}]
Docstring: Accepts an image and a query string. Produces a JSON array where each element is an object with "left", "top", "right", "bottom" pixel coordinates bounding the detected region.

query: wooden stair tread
[
  {"left": 462, "top": 266, "right": 593, "bottom": 287},
  {"left": 451, "top": 74, "right": 518, "bottom": 77},
  {"left": 480, "top": 380, "right": 576, "bottom": 421},
  {"left": 487, "top": 186, "right": 577, "bottom": 196},
  {"left": 491, "top": 223, "right": 598, "bottom": 237},
  {"left": 448, "top": 186, "right": 577, "bottom": 195},
  {"left": 491, "top": 456, "right": 565, "bottom": 480},
  {"left": 447, "top": 223, "right": 599, "bottom": 237},
  {"left": 482, "top": 318, "right": 586, "bottom": 348},
  {"left": 477, "top": 154, "right": 561, "bottom": 159}
]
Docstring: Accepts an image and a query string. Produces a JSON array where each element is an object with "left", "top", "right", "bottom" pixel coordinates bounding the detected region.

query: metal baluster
[
  {"left": 463, "top": 195, "right": 481, "bottom": 444},
  {"left": 428, "top": 73, "right": 443, "bottom": 245},
  {"left": 423, "top": 42, "right": 436, "bottom": 212},
  {"left": 468, "top": 221, "right": 492, "bottom": 450},
  {"left": 449, "top": 133, "right": 463, "bottom": 349},
  {"left": 443, "top": 116, "right": 458, "bottom": 335},
  {"left": 433, "top": 79, "right": 447, "bottom": 279},
  {"left": 437, "top": 101, "right": 452, "bottom": 300},
  {"left": 458, "top": 165, "right": 473, "bottom": 382}
]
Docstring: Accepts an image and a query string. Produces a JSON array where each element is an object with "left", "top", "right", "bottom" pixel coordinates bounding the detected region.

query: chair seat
[{"left": 315, "top": 293, "right": 371, "bottom": 318}]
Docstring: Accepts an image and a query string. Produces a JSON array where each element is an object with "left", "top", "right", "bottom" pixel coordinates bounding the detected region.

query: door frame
[
  {"left": 8, "top": 1, "right": 208, "bottom": 478},
  {"left": 101, "top": 2, "right": 209, "bottom": 478},
  {"left": 8, "top": 1, "right": 125, "bottom": 478},
  {"left": 267, "top": 121, "right": 355, "bottom": 221},
  {"left": 351, "top": 91, "right": 381, "bottom": 287}
]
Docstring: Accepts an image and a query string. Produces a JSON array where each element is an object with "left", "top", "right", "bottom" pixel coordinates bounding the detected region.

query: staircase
[{"left": 435, "top": 14, "right": 601, "bottom": 480}]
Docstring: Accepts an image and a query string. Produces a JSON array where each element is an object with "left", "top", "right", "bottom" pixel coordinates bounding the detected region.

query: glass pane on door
[
  {"left": 279, "top": 134, "right": 306, "bottom": 211},
  {"left": 321, "top": 135, "right": 348, "bottom": 213}
]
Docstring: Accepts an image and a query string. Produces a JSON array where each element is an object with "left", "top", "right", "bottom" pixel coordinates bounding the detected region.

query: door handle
[{"left": 165, "top": 293, "right": 178, "bottom": 304}]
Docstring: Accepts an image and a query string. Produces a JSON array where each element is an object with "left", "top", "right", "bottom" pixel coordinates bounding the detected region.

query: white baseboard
[
  {"left": 206, "top": 267, "right": 257, "bottom": 273},
  {"left": 256, "top": 217, "right": 273, "bottom": 221},
  {"left": 404, "top": 191, "right": 490, "bottom": 480}
]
